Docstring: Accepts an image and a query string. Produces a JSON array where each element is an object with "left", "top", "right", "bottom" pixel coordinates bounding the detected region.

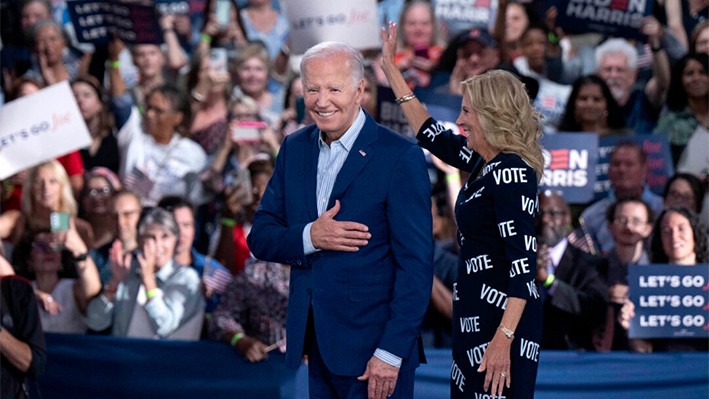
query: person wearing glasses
[
  {"left": 80, "top": 168, "right": 122, "bottom": 252},
  {"left": 662, "top": 173, "right": 705, "bottom": 215},
  {"left": 595, "top": 197, "right": 654, "bottom": 351},
  {"left": 619, "top": 207, "right": 709, "bottom": 352},
  {"left": 106, "top": 39, "right": 207, "bottom": 207},
  {"left": 535, "top": 191, "right": 608, "bottom": 351},
  {"left": 580, "top": 142, "right": 664, "bottom": 255},
  {"left": 89, "top": 190, "right": 142, "bottom": 289}
]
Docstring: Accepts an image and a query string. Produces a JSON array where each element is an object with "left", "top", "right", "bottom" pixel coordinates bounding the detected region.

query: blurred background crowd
[{"left": 0, "top": 0, "right": 707, "bottom": 393}]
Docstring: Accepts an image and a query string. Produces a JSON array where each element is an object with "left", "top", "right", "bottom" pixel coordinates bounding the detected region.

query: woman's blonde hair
[
  {"left": 22, "top": 160, "right": 78, "bottom": 217},
  {"left": 461, "top": 70, "right": 544, "bottom": 183}
]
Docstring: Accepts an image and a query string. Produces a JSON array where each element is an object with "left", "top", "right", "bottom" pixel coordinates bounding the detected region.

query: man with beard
[
  {"left": 595, "top": 34, "right": 670, "bottom": 134},
  {"left": 536, "top": 191, "right": 608, "bottom": 350}
]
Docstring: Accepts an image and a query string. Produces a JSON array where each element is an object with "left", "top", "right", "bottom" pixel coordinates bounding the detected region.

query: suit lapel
[
  {"left": 326, "top": 114, "right": 377, "bottom": 210},
  {"left": 304, "top": 129, "right": 320, "bottom": 221},
  {"left": 555, "top": 244, "right": 575, "bottom": 281}
]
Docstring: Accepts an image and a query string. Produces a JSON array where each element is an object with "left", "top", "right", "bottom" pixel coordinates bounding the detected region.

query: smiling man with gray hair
[
  {"left": 248, "top": 42, "right": 433, "bottom": 399},
  {"left": 595, "top": 23, "right": 670, "bottom": 134}
]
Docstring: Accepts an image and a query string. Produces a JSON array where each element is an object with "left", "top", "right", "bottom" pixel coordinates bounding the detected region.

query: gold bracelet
[{"left": 395, "top": 92, "right": 416, "bottom": 104}]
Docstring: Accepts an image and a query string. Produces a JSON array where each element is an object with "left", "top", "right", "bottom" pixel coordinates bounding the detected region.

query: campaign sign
[
  {"left": 540, "top": 133, "right": 598, "bottom": 204},
  {"left": 628, "top": 264, "right": 709, "bottom": 339},
  {"left": 414, "top": 88, "right": 462, "bottom": 133},
  {"left": 155, "top": 0, "right": 190, "bottom": 15},
  {"left": 285, "top": 0, "right": 380, "bottom": 55},
  {"left": 595, "top": 134, "right": 673, "bottom": 201},
  {"left": 434, "top": 0, "right": 498, "bottom": 39},
  {"left": 376, "top": 86, "right": 414, "bottom": 139},
  {"left": 376, "top": 86, "right": 463, "bottom": 140},
  {"left": 67, "top": 0, "right": 163, "bottom": 45},
  {"left": 553, "top": 0, "right": 655, "bottom": 40},
  {"left": 0, "top": 82, "right": 91, "bottom": 180}
]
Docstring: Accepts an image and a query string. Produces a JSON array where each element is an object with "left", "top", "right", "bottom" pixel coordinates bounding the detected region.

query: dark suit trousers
[{"left": 306, "top": 309, "right": 415, "bottom": 399}]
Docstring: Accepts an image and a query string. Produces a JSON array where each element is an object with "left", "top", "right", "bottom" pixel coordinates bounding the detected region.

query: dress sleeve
[
  {"left": 491, "top": 160, "right": 540, "bottom": 301},
  {"left": 416, "top": 117, "right": 480, "bottom": 173}
]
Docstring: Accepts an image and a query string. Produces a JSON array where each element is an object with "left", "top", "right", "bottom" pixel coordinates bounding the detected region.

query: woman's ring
[
  {"left": 500, "top": 372, "right": 507, "bottom": 378},
  {"left": 47, "top": 297, "right": 54, "bottom": 303}
]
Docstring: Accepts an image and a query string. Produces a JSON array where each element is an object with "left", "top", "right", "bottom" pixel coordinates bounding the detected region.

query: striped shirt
[
  {"left": 302, "top": 108, "right": 366, "bottom": 254},
  {"left": 300, "top": 109, "right": 403, "bottom": 368}
]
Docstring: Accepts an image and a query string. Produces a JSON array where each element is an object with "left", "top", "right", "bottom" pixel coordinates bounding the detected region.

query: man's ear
[{"left": 355, "top": 78, "right": 365, "bottom": 104}]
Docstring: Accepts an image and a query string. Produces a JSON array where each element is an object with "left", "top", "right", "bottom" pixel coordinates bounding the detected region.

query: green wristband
[
  {"left": 146, "top": 288, "right": 160, "bottom": 299},
  {"left": 230, "top": 333, "right": 244, "bottom": 346},
  {"left": 548, "top": 32, "right": 561, "bottom": 45},
  {"left": 200, "top": 33, "right": 212, "bottom": 44},
  {"left": 446, "top": 173, "right": 460, "bottom": 183},
  {"left": 221, "top": 218, "right": 236, "bottom": 227},
  {"left": 108, "top": 60, "right": 120, "bottom": 69},
  {"left": 543, "top": 274, "right": 556, "bottom": 288}
]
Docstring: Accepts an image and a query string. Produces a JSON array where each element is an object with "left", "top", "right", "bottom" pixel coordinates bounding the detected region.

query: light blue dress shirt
[{"left": 300, "top": 109, "right": 403, "bottom": 368}]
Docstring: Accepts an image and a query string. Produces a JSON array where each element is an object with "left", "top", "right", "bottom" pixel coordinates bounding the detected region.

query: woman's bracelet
[
  {"left": 395, "top": 92, "right": 416, "bottom": 104},
  {"left": 200, "top": 33, "right": 212, "bottom": 44}
]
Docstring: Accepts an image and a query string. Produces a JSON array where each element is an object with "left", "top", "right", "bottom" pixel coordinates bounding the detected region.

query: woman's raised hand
[{"left": 380, "top": 21, "right": 398, "bottom": 72}]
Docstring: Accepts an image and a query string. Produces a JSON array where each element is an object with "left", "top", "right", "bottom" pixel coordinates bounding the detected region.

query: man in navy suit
[{"left": 247, "top": 42, "right": 433, "bottom": 399}]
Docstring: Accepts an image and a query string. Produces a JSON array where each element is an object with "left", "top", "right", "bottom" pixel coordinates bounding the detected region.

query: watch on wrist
[
  {"left": 498, "top": 325, "right": 515, "bottom": 340},
  {"left": 74, "top": 252, "right": 89, "bottom": 262}
]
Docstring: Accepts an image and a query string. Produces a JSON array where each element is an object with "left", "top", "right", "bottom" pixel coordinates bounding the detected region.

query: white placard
[
  {"left": 0, "top": 81, "right": 91, "bottom": 179},
  {"left": 285, "top": 0, "right": 380, "bottom": 55}
]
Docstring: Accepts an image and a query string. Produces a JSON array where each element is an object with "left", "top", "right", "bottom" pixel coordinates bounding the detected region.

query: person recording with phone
[
  {"left": 214, "top": 158, "right": 274, "bottom": 275},
  {"left": 187, "top": 47, "right": 232, "bottom": 156}
]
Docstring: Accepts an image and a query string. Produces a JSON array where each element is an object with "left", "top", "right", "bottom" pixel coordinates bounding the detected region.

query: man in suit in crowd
[
  {"left": 247, "top": 42, "right": 433, "bottom": 399},
  {"left": 536, "top": 191, "right": 608, "bottom": 350}
]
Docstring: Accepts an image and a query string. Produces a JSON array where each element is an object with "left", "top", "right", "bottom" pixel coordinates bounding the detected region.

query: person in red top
[
  {"left": 215, "top": 158, "right": 273, "bottom": 275},
  {"left": 56, "top": 151, "right": 85, "bottom": 199},
  {"left": 393, "top": 1, "right": 443, "bottom": 89}
]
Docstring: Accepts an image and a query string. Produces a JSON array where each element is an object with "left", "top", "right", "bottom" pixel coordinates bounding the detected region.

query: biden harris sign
[
  {"left": 540, "top": 133, "right": 598, "bottom": 204},
  {"left": 553, "top": 0, "right": 654, "bottom": 40}
]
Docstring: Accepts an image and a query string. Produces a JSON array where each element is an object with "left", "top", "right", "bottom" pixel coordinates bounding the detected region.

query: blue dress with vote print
[{"left": 417, "top": 118, "right": 542, "bottom": 399}]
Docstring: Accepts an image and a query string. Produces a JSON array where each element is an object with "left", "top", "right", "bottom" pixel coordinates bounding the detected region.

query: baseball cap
[{"left": 457, "top": 28, "right": 498, "bottom": 48}]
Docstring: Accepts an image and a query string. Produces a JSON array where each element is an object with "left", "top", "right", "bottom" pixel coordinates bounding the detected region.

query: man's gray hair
[
  {"left": 138, "top": 207, "right": 181, "bottom": 248},
  {"left": 595, "top": 38, "right": 638, "bottom": 71},
  {"left": 300, "top": 42, "right": 364, "bottom": 87}
]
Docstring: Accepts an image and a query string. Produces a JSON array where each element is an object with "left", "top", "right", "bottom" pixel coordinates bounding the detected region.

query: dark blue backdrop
[{"left": 35, "top": 333, "right": 709, "bottom": 399}]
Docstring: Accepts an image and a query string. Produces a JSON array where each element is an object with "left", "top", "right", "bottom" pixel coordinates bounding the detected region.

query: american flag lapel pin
[{"left": 359, "top": 150, "right": 366, "bottom": 156}]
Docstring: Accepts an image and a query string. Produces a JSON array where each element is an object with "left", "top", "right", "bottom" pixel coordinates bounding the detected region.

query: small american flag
[
  {"left": 123, "top": 166, "right": 154, "bottom": 200},
  {"left": 541, "top": 96, "right": 556, "bottom": 110},
  {"left": 203, "top": 261, "right": 233, "bottom": 294}
]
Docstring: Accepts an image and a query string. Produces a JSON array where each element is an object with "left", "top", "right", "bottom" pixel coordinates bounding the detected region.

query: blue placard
[
  {"left": 595, "top": 134, "right": 674, "bottom": 201},
  {"left": 539, "top": 133, "right": 599, "bottom": 204},
  {"left": 155, "top": 0, "right": 190, "bottom": 15},
  {"left": 553, "top": 0, "right": 655, "bottom": 40},
  {"left": 375, "top": 86, "right": 463, "bottom": 140},
  {"left": 628, "top": 264, "right": 709, "bottom": 339},
  {"left": 376, "top": 86, "right": 414, "bottom": 139},
  {"left": 433, "top": 0, "right": 498, "bottom": 39},
  {"left": 67, "top": 0, "right": 163, "bottom": 45}
]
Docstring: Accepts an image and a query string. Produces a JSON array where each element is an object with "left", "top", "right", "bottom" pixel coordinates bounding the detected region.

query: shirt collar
[
  {"left": 155, "top": 259, "right": 176, "bottom": 282},
  {"left": 607, "top": 186, "right": 653, "bottom": 203},
  {"left": 318, "top": 108, "right": 365, "bottom": 151},
  {"left": 549, "top": 238, "right": 569, "bottom": 268}
]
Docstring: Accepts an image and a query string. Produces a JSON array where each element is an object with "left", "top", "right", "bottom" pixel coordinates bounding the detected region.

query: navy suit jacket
[{"left": 247, "top": 112, "right": 434, "bottom": 376}]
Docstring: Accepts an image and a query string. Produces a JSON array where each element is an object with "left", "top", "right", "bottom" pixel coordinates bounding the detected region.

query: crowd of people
[{"left": 0, "top": 0, "right": 707, "bottom": 396}]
